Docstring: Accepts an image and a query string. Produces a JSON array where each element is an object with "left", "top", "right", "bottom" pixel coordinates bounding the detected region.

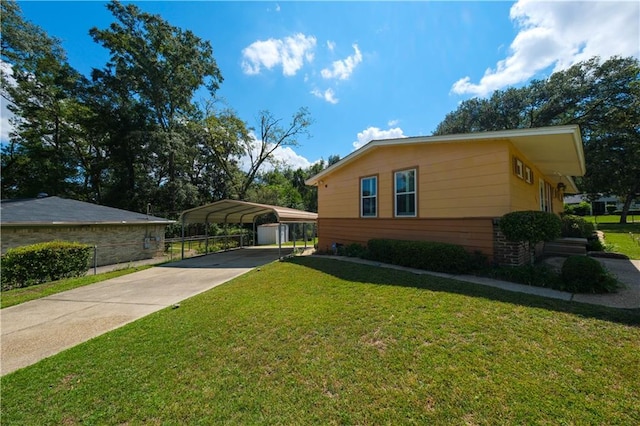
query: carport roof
[{"left": 179, "top": 200, "right": 317, "bottom": 225}]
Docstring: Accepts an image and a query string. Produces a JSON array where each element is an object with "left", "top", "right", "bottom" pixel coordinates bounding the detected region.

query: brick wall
[
  {"left": 1, "top": 224, "right": 167, "bottom": 266},
  {"left": 492, "top": 218, "right": 532, "bottom": 266}
]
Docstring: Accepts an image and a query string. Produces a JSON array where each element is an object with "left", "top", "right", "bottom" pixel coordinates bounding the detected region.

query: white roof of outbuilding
[{"left": 179, "top": 199, "right": 317, "bottom": 225}]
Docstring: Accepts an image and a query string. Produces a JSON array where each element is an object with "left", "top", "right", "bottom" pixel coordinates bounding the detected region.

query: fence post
[{"left": 93, "top": 245, "right": 98, "bottom": 275}]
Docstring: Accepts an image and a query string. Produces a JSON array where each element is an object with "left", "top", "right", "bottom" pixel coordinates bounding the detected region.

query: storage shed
[{"left": 257, "top": 223, "right": 289, "bottom": 245}]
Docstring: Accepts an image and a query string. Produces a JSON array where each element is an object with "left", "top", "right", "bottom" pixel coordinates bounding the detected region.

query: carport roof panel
[{"left": 180, "top": 200, "right": 317, "bottom": 224}]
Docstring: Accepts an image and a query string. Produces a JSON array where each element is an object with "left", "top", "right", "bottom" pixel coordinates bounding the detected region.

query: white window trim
[
  {"left": 360, "top": 176, "right": 377, "bottom": 218},
  {"left": 394, "top": 168, "right": 417, "bottom": 217}
]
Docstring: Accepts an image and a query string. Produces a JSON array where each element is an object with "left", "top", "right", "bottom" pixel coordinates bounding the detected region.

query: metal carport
[{"left": 178, "top": 199, "right": 318, "bottom": 258}]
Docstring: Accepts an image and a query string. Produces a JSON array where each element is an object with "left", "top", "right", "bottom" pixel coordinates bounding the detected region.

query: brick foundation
[{"left": 492, "top": 218, "right": 532, "bottom": 266}]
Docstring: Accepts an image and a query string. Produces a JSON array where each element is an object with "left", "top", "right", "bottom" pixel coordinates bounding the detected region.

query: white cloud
[
  {"left": 387, "top": 119, "right": 399, "bottom": 127},
  {"left": 241, "top": 33, "right": 317, "bottom": 77},
  {"left": 238, "top": 133, "right": 314, "bottom": 172},
  {"left": 275, "top": 3, "right": 280, "bottom": 12},
  {"left": 311, "top": 88, "right": 339, "bottom": 104},
  {"left": 321, "top": 44, "right": 363, "bottom": 80},
  {"left": 1, "top": 61, "right": 15, "bottom": 142},
  {"left": 327, "top": 40, "right": 336, "bottom": 52},
  {"left": 353, "top": 126, "right": 406, "bottom": 150},
  {"left": 451, "top": 0, "right": 640, "bottom": 97}
]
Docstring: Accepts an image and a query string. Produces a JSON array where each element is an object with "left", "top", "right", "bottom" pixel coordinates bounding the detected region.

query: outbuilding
[{"left": 1, "top": 196, "right": 174, "bottom": 266}]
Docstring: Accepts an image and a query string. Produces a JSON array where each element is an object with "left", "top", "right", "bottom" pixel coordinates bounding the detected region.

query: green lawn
[
  {"left": 1, "top": 266, "right": 152, "bottom": 309},
  {"left": 2, "top": 257, "right": 638, "bottom": 424},
  {"left": 584, "top": 216, "right": 640, "bottom": 259}
]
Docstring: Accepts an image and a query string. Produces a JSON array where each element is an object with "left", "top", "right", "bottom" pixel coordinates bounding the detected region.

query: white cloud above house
[
  {"left": 311, "top": 88, "right": 339, "bottom": 104},
  {"left": 241, "top": 33, "right": 317, "bottom": 77},
  {"left": 237, "top": 132, "right": 315, "bottom": 172},
  {"left": 451, "top": 0, "right": 640, "bottom": 96},
  {"left": 353, "top": 126, "right": 407, "bottom": 150},
  {"left": 321, "top": 44, "right": 363, "bottom": 80}
]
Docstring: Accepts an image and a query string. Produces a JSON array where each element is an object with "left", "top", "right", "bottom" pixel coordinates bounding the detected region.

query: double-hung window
[
  {"left": 360, "top": 176, "right": 377, "bottom": 217},
  {"left": 395, "top": 168, "right": 416, "bottom": 217}
]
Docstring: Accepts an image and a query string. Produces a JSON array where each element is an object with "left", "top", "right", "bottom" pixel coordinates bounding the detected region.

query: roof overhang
[
  {"left": 306, "top": 125, "right": 585, "bottom": 193},
  {"left": 179, "top": 200, "right": 318, "bottom": 225}
]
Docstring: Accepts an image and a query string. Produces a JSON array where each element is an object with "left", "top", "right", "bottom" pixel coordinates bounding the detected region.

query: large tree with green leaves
[
  {"left": 435, "top": 56, "right": 640, "bottom": 223},
  {"left": 1, "top": 0, "right": 95, "bottom": 199},
  {"left": 88, "top": 0, "right": 224, "bottom": 215}
]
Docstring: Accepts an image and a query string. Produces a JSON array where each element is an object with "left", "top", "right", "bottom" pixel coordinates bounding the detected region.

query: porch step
[{"left": 543, "top": 237, "right": 587, "bottom": 257}]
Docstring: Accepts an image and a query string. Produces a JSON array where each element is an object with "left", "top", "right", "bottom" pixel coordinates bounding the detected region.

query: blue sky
[{"left": 3, "top": 1, "right": 639, "bottom": 170}]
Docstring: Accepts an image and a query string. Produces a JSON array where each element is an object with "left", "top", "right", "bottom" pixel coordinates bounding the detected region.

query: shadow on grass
[{"left": 287, "top": 256, "right": 640, "bottom": 327}]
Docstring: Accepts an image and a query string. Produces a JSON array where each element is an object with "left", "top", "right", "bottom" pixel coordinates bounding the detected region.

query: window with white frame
[
  {"left": 360, "top": 176, "right": 377, "bottom": 217},
  {"left": 539, "top": 179, "right": 552, "bottom": 212},
  {"left": 395, "top": 168, "right": 416, "bottom": 217}
]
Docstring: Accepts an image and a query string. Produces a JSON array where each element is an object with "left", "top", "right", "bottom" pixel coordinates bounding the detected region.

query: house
[
  {"left": 1, "top": 196, "right": 175, "bottom": 266},
  {"left": 305, "top": 125, "right": 585, "bottom": 266},
  {"left": 564, "top": 194, "right": 640, "bottom": 215}
]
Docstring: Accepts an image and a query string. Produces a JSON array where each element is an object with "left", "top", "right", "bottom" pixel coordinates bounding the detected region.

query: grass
[
  {"left": 2, "top": 257, "right": 639, "bottom": 424},
  {"left": 1, "top": 266, "right": 152, "bottom": 309},
  {"left": 584, "top": 215, "right": 640, "bottom": 259}
]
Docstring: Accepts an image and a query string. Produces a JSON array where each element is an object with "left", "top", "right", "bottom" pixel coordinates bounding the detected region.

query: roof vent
[{"left": 36, "top": 192, "right": 48, "bottom": 198}]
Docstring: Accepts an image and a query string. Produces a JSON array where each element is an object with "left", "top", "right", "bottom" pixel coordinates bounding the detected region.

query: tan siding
[
  {"left": 318, "top": 217, "right": 494, "bottom": 257},
  {"left": 317, "top": 140, "right": 512, "bottom": 219},
  {"left": 508, "top": 145, "right": 563, "bottom": 214}
]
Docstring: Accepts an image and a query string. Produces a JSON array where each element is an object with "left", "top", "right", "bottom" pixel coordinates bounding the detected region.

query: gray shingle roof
[{"left": 1, "top": 196, "right": 174, "bottom": 225}]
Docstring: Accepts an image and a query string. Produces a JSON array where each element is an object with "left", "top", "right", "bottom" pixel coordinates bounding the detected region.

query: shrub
[
  {"left": 606, "top": 205, "right": 617, "bottom": 214},
  {"left": 1, "top": 241, "right": 92, "bottom": 291},
  {"left": 572, "top": 201, "right": 591, "bottom": 216},
  {"left": 499, "top": 211, "right": 562, "bottom": 263},
  {"left": 479, "top": 264, "right": 563, "bottom": 289},
  {"left": 560, "top": 256, "right": 619, "bottom": 293},
  {"left": 367, "top": 239, "right": 473, "bottom": 274},
  {"left": 560, "top": 215, "right": 595, "bottom": 238},
  {"left": 342, "top": 243, "right": 367, "bottom": 258}
]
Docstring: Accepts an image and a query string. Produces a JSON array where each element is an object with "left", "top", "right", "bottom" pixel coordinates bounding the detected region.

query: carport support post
[
  {"left": 253, "top": 219, "right": 257, "bottom": 246},
  {"left": 303, "top": 223, "right": 307, "bottom": 249},
  {"left": 93, "top": 245, "right": 98, "bottom": 275},
  {"left": 181, "top": 217, "right": 185, "bottom": 260},
  {"left": 278, "top": 223, "right": 282, "bottom": 258},
  {"left": 205, "top": 221, "right": 209, "bottom": 254}
]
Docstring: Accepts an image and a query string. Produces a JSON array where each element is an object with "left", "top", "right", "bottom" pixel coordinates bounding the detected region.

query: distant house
[
  {"left": 305, "top": 125, "right": 585, "bottom": 266},
  {"left": 564, "top": 194, "right": 640, "bottom": 215},
  {"left": 1, "top": 196, "right": 174, "bottom": 266}
]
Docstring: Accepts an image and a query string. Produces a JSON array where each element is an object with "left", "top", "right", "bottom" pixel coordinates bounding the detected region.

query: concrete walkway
[{"left": 1, "top": 247, "right": 293, "bottom": 376}]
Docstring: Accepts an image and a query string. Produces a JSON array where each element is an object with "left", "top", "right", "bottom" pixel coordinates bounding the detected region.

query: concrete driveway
[{"left": 1, "top": 247, "right": 292, "bottom": 376}]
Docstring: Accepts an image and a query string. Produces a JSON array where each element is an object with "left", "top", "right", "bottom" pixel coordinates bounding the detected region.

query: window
[
  {"left": 395, "top": 169, "right": 416, "bottom": 217},
  {"left": 539, "top": 179, "right": 552, "bottom": 212},
  {"left": 360, "top": 176, "right": 377, "bottom": 217}
]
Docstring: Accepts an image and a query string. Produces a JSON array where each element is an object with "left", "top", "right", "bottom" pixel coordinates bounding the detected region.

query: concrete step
[{"left": 543, "top": 238, "right": 587, "bottom": 256}]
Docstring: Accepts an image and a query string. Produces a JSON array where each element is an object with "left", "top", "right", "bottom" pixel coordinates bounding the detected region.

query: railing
[{"left": 164, "top": 233, "right": 251, "bottom": 260}]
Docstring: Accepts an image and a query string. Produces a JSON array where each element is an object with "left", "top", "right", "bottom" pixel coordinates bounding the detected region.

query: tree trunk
[{"left": 619, "top": 192, "right": 636, "bottom": 224}]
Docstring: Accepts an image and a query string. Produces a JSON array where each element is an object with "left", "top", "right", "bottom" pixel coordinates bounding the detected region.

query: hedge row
[
  {"left": 366, "top": 239, "right": 478, "bottom": 274},
  {"left": 1, "top": 241, "right": 92, "bottom": 291}
]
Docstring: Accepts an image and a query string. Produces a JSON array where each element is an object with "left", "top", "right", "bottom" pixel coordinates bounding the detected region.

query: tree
[
  {"left": 1, "top": 0, "right": 94, "bottom": 199},
  {"left": 236, "top": 107, "right": 313, "bottom": 200},
  {"left": 88, "top": 0, "right": 224, "bottom": 215},
  {"left": 435, "top": 56, "right": 640, "bottom": 223}
]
